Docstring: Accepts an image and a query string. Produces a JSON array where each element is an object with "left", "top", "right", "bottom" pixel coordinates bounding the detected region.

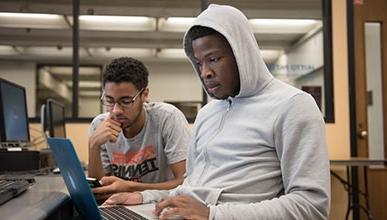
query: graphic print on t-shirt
[{"left": 110, "top": 145, "right": 159, "bottom": 182}]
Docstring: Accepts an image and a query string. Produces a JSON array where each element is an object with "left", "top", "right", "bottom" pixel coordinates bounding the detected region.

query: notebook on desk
[{"left": 47, "top": 137, "right": 157, "bottom": 220}]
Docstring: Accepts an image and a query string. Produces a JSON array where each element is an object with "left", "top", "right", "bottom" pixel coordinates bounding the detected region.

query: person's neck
[{"left": 123, "top": 110, "right": 145, "bottom": 139}]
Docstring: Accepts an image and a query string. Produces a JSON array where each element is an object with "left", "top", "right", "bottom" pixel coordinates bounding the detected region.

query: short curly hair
[
  {"left": 102, "top": 57, "right": 149, "bottom": 90},
  {"left": 188, "top": 26, "right": 221, "bottom": 41},
  {"left": 185, "top": 26, "right": 229, "bottom": 56}
]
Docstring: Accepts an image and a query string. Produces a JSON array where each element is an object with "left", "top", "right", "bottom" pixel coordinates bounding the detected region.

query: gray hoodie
[{"left": 142, "top": 4, "right": 330, "bottom": 220}]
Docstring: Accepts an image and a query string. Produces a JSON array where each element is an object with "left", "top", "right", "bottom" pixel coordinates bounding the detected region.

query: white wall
[
  {"left": 79, "top": 96, "right": 101, "bottom": 117},
  {"left": 287, "top": 30, "right": 324, "bottom": 72},
  {"left": 145, "top": 60, "right": 202, "bottom": 103},
  {"left": 272, "top": 30, "right": 324, "bottom": 82},
  {"left": 0, "top": 60, "right": 36, "bottom": 117}
]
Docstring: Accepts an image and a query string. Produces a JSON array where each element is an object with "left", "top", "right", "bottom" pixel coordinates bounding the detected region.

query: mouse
[
  {"left": 160, "top": 207, "right": 183, "bottom": 220},
  {"left": 52, "top": 167, "right": 60, "bottom": 174}
]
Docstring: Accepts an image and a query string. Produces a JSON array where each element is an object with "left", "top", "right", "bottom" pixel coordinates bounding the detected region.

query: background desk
[
  {"left": 0, "top": 175, "right": 73, "bottom": 220},
  {"left": 330, "top": 158, "right": 387, "bottom": 220}
]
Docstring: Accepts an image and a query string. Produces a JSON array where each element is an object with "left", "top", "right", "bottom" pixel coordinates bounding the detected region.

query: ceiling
[
  {"left": 0, "top": 0, "right": 323, "bottom": 64},
  {"left": 0, "top": 0, "right": 323, "bottom": 105}
]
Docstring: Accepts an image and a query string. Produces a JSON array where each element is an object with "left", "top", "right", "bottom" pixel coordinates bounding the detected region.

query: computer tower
[{"left": 0, "top": 150, "right": 40, "bottom": 172}]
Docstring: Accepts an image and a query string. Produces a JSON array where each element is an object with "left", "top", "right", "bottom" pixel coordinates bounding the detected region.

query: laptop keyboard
[
  {"left": 0, "top": 179, "right": 31, "bottom": 205},
  {"left": 100, "top": 206, "right": 148, "bottom": 220}
]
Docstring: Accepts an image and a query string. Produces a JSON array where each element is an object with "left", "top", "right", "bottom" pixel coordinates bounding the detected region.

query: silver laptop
[{"left": 47, "top": 137, "right": 158, "bottom": 220}]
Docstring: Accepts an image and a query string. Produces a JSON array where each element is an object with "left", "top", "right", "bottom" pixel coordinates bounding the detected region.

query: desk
[
  {"left": 0, "top": 175, "right": 73, "bottom": 220},
  {"left": 330, "top": 158, "right": 387, "bottom": 220}
]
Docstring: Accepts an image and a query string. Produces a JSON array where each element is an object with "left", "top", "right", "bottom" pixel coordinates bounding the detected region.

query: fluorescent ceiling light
[
  {"left": 65, "top": 81, "right": 101, "bottom": 88},
  {"left": 249, "top": 19, "right": 321, "bottom": 34},
  {"left": 75, "top": 15, "right": 156, "bottom": 31},
  {"left": 79, "top": 91, "right": 101, "bottom": 97},
  {"left": 0, "top": 45, "right": 19, "bottom": 55},
  {"left": 89, "top": 48, "right": 155, "bottom": 58},
  {"left": 78, "top": 81, "right": 101, "bottom": 88},
  {"left": 158, "top": 48, "right": 186, "bottom": 59},
  {"left": 0, "top": 12, "right": 68, "bottom": 29},
  {"left": 158, "top": 17, "right": 195, "bottom": 32},
  {"left": 24, "top": 46, "right": 86, "bottom": 57},
  {"left": 47, "top": 66, "right": 100, "bottom": 76}
]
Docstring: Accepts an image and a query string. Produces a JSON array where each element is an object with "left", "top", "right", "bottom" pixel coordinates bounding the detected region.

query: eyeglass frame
[{"left": 100, "top": 87, "right": 145, "bottom": 110}]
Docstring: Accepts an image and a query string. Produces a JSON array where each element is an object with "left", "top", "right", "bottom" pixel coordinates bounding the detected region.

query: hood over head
[{"left": 184, "top": 4, "right": 274, "bottom": 99}]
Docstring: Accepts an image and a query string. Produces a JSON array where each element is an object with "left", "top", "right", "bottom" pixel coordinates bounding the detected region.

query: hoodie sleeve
[
  {"left": 209, "top": 93, "right": 331, "bottom": 220},
  {"left": 140, "top": 189, "right": 170, "bottom": 204}
]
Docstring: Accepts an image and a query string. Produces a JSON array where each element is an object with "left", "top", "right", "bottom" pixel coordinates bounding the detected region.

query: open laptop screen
[{"left": 47, "top": 138, "right": 102, "bottom": 220}]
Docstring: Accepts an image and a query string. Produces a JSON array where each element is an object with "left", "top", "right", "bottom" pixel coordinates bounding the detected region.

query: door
[{"left": 352, "top": 0, "right": 387, "bottom": 219}]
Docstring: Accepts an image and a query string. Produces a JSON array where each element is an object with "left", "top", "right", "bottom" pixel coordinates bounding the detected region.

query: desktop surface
[
  {"left": 0, "top": 175, "right": 71, "bottom": 220},
  {"left": 0, "top": 178, "right": 32, "bottom": 205}
]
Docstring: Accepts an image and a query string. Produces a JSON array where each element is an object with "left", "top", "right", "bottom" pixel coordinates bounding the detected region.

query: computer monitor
[
  {"left": 0, "top": 78, "right": 30, "bottom": 145},
  {"left": 46, "top": 99, "right": 66, "bottom": 138},
  {"left": 40, "top": 103, "right": 47, "bottom": 137}
]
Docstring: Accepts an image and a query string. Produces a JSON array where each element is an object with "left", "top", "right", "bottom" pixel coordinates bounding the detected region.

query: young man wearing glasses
[{"left": 88, "top": 57, "right": 190, "bottom": 198}]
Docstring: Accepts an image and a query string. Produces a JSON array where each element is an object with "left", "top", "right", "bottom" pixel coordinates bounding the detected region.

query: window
[{"left": 37, "top": 65, "right": 102, "bottom": 118}]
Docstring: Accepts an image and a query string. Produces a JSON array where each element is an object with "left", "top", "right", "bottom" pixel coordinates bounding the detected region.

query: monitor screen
[
  {"left": 46, "top": 99, "right": 66, "bottom": 138},
  {"left": 0, "top": 78, "right": 30, "bottom": 143}
]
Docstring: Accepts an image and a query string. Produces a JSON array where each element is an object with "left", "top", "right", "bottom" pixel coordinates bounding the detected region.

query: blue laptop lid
[{"left": 47, "top": 137, "right": 102, "bottom": 220}]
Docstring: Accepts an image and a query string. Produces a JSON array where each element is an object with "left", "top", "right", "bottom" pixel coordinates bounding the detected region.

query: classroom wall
[
  {"left": 146, "top": 61, "right": 202, "bottom": 103},
  {"left": 29, "top": 122, "right": 90, "bottom": 162},
  {"left": 0, "top": 1, "right": 351, "bottom": 160},
  {"left": 327, "top": 0, "right": 350, "bottom": 160},
  {"left": 327, "top": 0, "right": 350, "bottom": 219}
]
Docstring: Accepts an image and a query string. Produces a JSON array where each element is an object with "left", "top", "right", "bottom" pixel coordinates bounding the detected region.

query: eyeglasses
[{"left": 101, "top": 88, "right": 144, "bottom": 110}]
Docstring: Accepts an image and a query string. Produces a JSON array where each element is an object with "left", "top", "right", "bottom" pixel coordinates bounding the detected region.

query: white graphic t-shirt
[{"left": 89, "top": 102, "right": 190, "bottom": 183}]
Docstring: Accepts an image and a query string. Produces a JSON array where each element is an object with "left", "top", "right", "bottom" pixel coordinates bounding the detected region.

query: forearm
[
  {"left": 141, "top": 189, "right": 170, "bottom": 204},
  {"left": 88, "top": 142, "right": 105, "bottom": 179},
  {"left": 131, "top": 177, "right": 183, "bottom": 192}
]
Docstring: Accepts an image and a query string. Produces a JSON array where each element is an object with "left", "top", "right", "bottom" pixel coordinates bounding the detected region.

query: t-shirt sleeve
[{"left": 161, "top": 107, "right": 191, "bottom": 165}]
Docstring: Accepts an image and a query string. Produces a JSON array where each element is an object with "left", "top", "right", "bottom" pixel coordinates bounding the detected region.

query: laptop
[{"left": 47, "top": 137, "right": 158, "bottom": 220}]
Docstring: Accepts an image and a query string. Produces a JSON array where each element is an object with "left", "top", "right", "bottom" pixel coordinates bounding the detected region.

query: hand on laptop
[
  {"left": 102, "top": 192, "right": 143, "bottom": 206},
  {"left": 92, "top": 176, "right": 139, "bottom": 194},
  {"left": 155, "top": 195, "right": 209, "bottom": 220}
]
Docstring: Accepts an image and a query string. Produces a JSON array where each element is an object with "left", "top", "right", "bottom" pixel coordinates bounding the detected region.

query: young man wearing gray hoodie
[{"left": 103, "top": 4, "right": 331, "bottom": 220}]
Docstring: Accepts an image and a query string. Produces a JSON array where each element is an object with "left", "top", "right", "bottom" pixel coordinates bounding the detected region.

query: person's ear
[{"left": 142, "top": 87, "right": 149, "bottom": 101}]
